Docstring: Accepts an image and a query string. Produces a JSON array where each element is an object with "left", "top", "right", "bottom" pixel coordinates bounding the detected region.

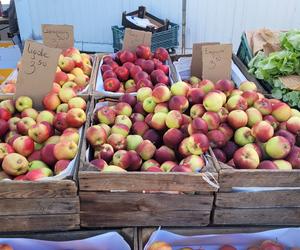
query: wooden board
[
  {"left": 80, "top": 192, "right": 213, "bottom": 227},
  {"left": 213, "top": 208, "right": 300, "bottom": 225},
  {"left": 0, "top": 214, "right": 80, "bottom": 232},
  {"left": 0, "top": 180, "right": 77, "bottom": 198},
  {"left": 215, "top": 190, "right": 300, "bottom": 208}
]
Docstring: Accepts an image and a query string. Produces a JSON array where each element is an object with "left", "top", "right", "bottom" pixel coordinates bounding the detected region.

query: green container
[
  {"left": 111, "top": 23, "right": 179, "bottom": 52},
  {"left": 236, "top": 32, "right": 253, "bottom": 68}
]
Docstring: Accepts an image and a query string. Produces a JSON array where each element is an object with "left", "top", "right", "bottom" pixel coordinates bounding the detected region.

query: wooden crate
[
  {"left": 0, "top": 180, "right": 80, "bottom": 233},
  {"left": 138, "top": 226, "right": 280, "bottom": 250},
  {"left": 79, "top": 98, "right": 218, "bottom": 228},
  {"left": 211, "top": 150, "right": 300, "bottom": 226},
  {"left": 1, "top": 228, "right": 138, "bottom": 250}
]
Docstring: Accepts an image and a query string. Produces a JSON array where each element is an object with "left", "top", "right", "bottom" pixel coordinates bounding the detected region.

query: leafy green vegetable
[{"left": 280, "top": 30, "right": 300, "bottom": 52}]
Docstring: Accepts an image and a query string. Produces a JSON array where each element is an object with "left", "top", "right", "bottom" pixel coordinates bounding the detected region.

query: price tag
[
  {"left": 123, "top": 28, "right": 152, "bottom": 51},
  {"left": 191, "top": 43, "right": 219, "bottom": 78},
  {"left": 42, "top": 24, "right": 74, "bottom": 49},
  {"left": 202, "top": 44, "right": 232, "bottom": 83},
  {"left": 16, "top": 40, "right": 61, "bottom": 109}
]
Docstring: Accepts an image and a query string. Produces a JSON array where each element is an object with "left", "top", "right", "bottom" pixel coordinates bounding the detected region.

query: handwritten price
[{"left": 25, "top": 43, "right": 49, "bottom": 75}]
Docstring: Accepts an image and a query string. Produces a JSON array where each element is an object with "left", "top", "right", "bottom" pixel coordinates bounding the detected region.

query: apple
[
  {"left": 122, "top": 62, "right": 134, "bottom": 71},
  {"left": 202, "top": 112, "right": 221, "bottom": 130},
  {"left": 114, "top": 102, "right": 132, "bottom": 116},
  {"left": 0, "top": 99, "right": 15, "bottom": 114},
  {"left": 15, "top": 96, "right": 33, "bottom": 112},
  {"left": 103, "top": 78, "right": 121, "bottom": 92},
  {"left": 107, "top": 134, "right": 127, "bottom": 150},
  {"left": 86, "top": 125, "right": 107, "bottom": 147},
  {"left": 126, "top": 150, "right": 142, "bottom": 171},
  {"left": 187, "top": 133, "right": 209, "bottom": 155},
  {"left": 218, "top": 123, "right": 233, "bottom": 141},
  {"left": 119, "top": 50, "right": 136, "bottom": 64},
  {"left": 215, "top": 79, "right": 235, "bottom": 96},
  {"left": 258, "top": 160, "right": 278, "bottom": 169},
  {"left": 207, "top": 130, "right": 227, "bottom": 148},
  {"left": 129, "top": 65, "right": 142, "bottom": 78},
  {"left": 178, "top": 137, "right": 192, "bottom": 157},
  {"left": 287, "top": 116, "right": 300, "bottom": 134},
  {"left": 101, "top": 165, "right": 127, "bottom": 173},
  {"left": 160, "top": 161, "right": 177, "bottom": 172},
  {"left": 112, "top": 150, "right": 130, "bottom": 169},
  {"left": 154, "top": 103, "right": 169, "bottom": 114},
  {"left": 66, "top": 108, "right": 86, "bottom": 128},
  {"left": 197, "top": 79, "right": 215, "bottom": 94},
  {"left": 171, "top": 164, "right": 193, "bottom": 172},
  {"left": 226, "top": 95, "right": 248, "bottom": 111},
  {"left": 265, "top": 136, "right": 291, "bottom": 159},
  {"left": 28, "top": 150, "right": 42, "bottom": 162},
  {"left": 189, "top": 76, "right": 200, "bottom": 85},
  {"left": 189, "top": 117, "right": 208, "bottom": 135},
  {"left": 253, "top": 98, "right": 272, "bottom": 115},
  {"left": 130, "top": 113, "right": 144, "bottom": 123},
  {"left": 218, "top": 107, "right": 229, "bottom": 123},
  {"left": 212, "top": 148, "right": 227, "bottom": 163},
  {"left": 54, "top": 71, "right": 69, "bottom": 86},
  {"left": 271, "top": 102, "right": 292, "bottom": 122},
  {"left": 58, "top": 87, "right": 76, "bottom": 103},
  {"left": 233, "top": 146, "right": 260, "bottom": 169},
  {"left": 68, "top": 97, "right": 87, "bottom": 110},
  {"left": 152, "top": 85, "right": 171, "bottom": 103},
  {"left": 141, "top": 159, "right": 160, "bottom": 171},
  {"left": 136, "top": 140, "right": 156, "bottom": 160},
  {"left": 13, "top": 136, "right": 34, "bottom": 157},
  {"left": 0, "top": 143, "right": 14, "bottom": 163},
  {"left": 54, "top": 141, "right": 77, "bottom": 160},
  {"left": 124, "top": 135, "right": 143, "bottom": 151},
  {"left": 95, "top": 144, "right": 114, "bottom": 163},
  {"left": 148, "top": 112, "right": 166, "bottom": 130},
  {"left": 187, "top": 88, "right": 205, "bottom": 104},
  {"left": 97, "top": 106, "right": 116, "bottom": 125},
  {"left": 53, "top": 112, "right": 68, "bottom": 132},
  {"left": 156, "top": 64, "right": 169, "bottom": 75},
  {"left": 168, "top": 96, "right": 189, "bottom": 112},
  {"left": 28, "top": 160, "right": 48, "bottom": 171},
  {"left": 63, "top": 47, "right": 80, "bottom": 57},
  {"left": 119, "top": 94, "right": 137, "bottom": 108},
  {"left": 58, "top": 56, "right": 75, "bottom": 72},
  {"left": 275, "top": 129, "right": 296, "bottom": 147},
  {"left": 2, "top": 153, "right": 29, "bottom": 176},
  {"left": 251, "top": 121, "right": 274, "bottom": 142},
  {"left": 154, "top": 145, "right": 176, "bottom": 164},
  {"left": 28, "top": 123, "right": 51, "bottom": 143},
  {"left": 150, "top": 69, "right": 166, "bottom": 84},
  {"left": 8, "top": 117, "right": 20, "bottom": 131},
  {"left": 115, "top": 66, "right": 129, "bottom": 82},
  {"left": 234, "top": 127, "right": 255, "bottom": 146},
  {"left": 165, "top": 110, "right": 183, "bottom": 129},
  {"left": 16, "top": 117, "right": 36, "bottom": 135},
  {"left": 135, "top": 45, "right": 151, "bottom": 59},
  {"left": 163, "top": 128, "right": 184, "bottom": 149},
  {"left": 227, "top": 110, "right": 248, "bottom": 129},
  {"left": 260, "top": 240, "right": 284, "bottom": 250},
  {"left": 263, "top": 115, "right": 278, "bottom": 130},
  {"left": 0, "top": 107, "right": 11, "bottom": 121},
  {"left": 213, "top": 90, "right": 227, "bottom": 105},
  {"left": 273, "top": 160, "right": 292, "bottom": 170},
  {"left": 25, "top": 167, "right": 53, "bottom": 181},
  {"left": 137, "top": 87, "right": 152, "bottom": 102},
  {"left": 52, "top": 82, "right": 61, "bottom": 93},
  {"left": 239, "top": 81, "right": 257, "bottom": 92},
  {"left": 132, "top": 121, "right": 149, "bottom": 136},
  {"left": 111, "top": 124, "right": 130, "bottom": 137},
  {"left": 21, "top": 108, "right": 38, "bottom": 120},
  {"left": 103, "top": 70, "right": 117, "bottom": 80},
  {"left": 143, "top": 96, "right": 157, "bottom": 113},
  {"left": 286, "top": 146, "right": 300, "bottom": 169},
  {"left": 241, "top": 90, "right": 259, "bottom": 106},
  {"left": 134, "top": 71, "right": 150, "bottom": 84},
  {"left": 114, "top": 115, "right": 132, "bottom": 129},
  {"left": 54, "top": 160, "right": 70, "bottom": 174},
  {"left": 141, "top": 59, "right": 155, "bottom": 74},
  {"left": 291, "top": 108, "right": 300, "bottom": 117},
  {"left": 190, "top": 104, "right": 205, "bottom": 118},
  {"left": 245, "top": 107, "right": 263, "bottom": 127},
  {"left": 171, "top": 81, "right": 190, "bottom": 96},
  {"left": 41, "top": 144, "right": 57, "bottom": 166},
  {"left": 203, "top": 91, "right": 224, "bottom": 112},
  {"left": 180, "top": 155, "right": 205, "bottom": 172}
]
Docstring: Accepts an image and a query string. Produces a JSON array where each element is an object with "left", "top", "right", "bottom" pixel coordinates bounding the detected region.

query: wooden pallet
[
  {"left": 211, "top": 149, "right": 300, "bottom": 226},
  {"left": 79, "top": 98, "right": 218, "bottom": 228},
  {"left": 0, "top": 180, "right": 80, "bottom": 233},
  {"left": 138, "top": 226, "right": 280, "bottom": 250}
]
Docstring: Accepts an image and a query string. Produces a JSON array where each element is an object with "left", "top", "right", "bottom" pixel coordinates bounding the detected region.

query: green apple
[
  {"left": 234, "top": 127, "right": 255, "bottom": 146},
  {"left": 126, "top": 135, "right": 143, "bottom": 150}
]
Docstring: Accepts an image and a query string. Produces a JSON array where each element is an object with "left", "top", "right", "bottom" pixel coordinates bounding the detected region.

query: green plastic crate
[
  {"left": 236, "top": 32, "right": 253, "bottom": 67},
  {"left": 111, "top": 23, "right": 179, "bottom": 52}
]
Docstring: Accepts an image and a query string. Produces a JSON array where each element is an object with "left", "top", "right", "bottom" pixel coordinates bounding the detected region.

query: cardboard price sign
[
  {"left": 123, "top": 28, "right": 152, "bottom": 51},
  {"left": 42, "top": 24, "right": 74, "bottom": 49},
  {"left": 16, "top": 40, "right": 61, "bottom": 109},
  {"left": 202, "top": 44, "right": 232, "bottom": 83}
]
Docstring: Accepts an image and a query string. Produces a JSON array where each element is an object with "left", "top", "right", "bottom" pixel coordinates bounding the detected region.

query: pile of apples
[
  {"left": 1, "top": 47, "right": 92, "bottom": 94},
  {"left": 185, "top": 76, "right": 300, "bottom": 170},
  {"left": 100, "top": 45, "right": 170, "bottom": 93},
  {"left": 147, "top": 239, "right": 285, "bottom": 250},
  {"left": 0, "top": 89, "right": 87, "bottom": 181},
  {"left": 86, "top": 83, "right": 211, "bottom": 173}
]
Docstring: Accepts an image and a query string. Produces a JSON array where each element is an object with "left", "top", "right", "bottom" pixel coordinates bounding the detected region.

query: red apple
[
  {"left": 126, "top": 150, "right": 142, "bottom": 171},
  {"left": 154, "top": 146, "right": 176, "bottom": 164},
  {"left": 136, "top": 45, "right": 152, "bottom": 59},
  {"left": 115, "top": 66, "right": 129, "bottom": 82},
  {"left": 54, "top": 160, "right": 71, "bottom": 174},
  {"left": 104, "top": 78, "right": 121, "bottom": 92},
  {"left": 207, "top": 130, "right": 227, "bottom": 148},
  {"left": 154, "top": 47, "right": 169, "bottom": 62},
  {"left": 163, "top": 128, "right": 184, "bottom": 149},
  {"left": 41, "top": 144, "right": 57, "bottom": 166},
  {"left": 119, "top": 50, "right": 136, "bottom": 64}
]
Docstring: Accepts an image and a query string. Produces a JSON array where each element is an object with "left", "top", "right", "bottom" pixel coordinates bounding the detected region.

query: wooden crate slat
[
  {"left": 81, "top": 210, "right": 211, "bottom": 227},
  {"left": 0, "top": 180, "right": 77, "bottom": 198},
  {"left": 0, "top": 214, "right": 80, "bottom": 232},
  {"left": 80, "top": 192, "right": 214, "bottom": 212},
  {"left": 215, "top": 190, "right": 300, "bottom": 208},
  {"left": 219, "top": 169, "right": 300, "bottom": 191},
  {"left": 79, "top": 172, "right": 218, "bottom": 192},
  {"left": 213, "top": 208, "right": 300, "bottom": 225},
  {"left": 0, "top": 197, "right": 79, "bottom": 216}
]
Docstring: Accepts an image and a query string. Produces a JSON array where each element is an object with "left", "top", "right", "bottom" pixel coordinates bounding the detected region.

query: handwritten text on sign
[
  {"left": 42, "top": 24, "right": 74, "bottom": 49},
  {"left": 16, "top": 40, "right": 61, "bottom": 109}
]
